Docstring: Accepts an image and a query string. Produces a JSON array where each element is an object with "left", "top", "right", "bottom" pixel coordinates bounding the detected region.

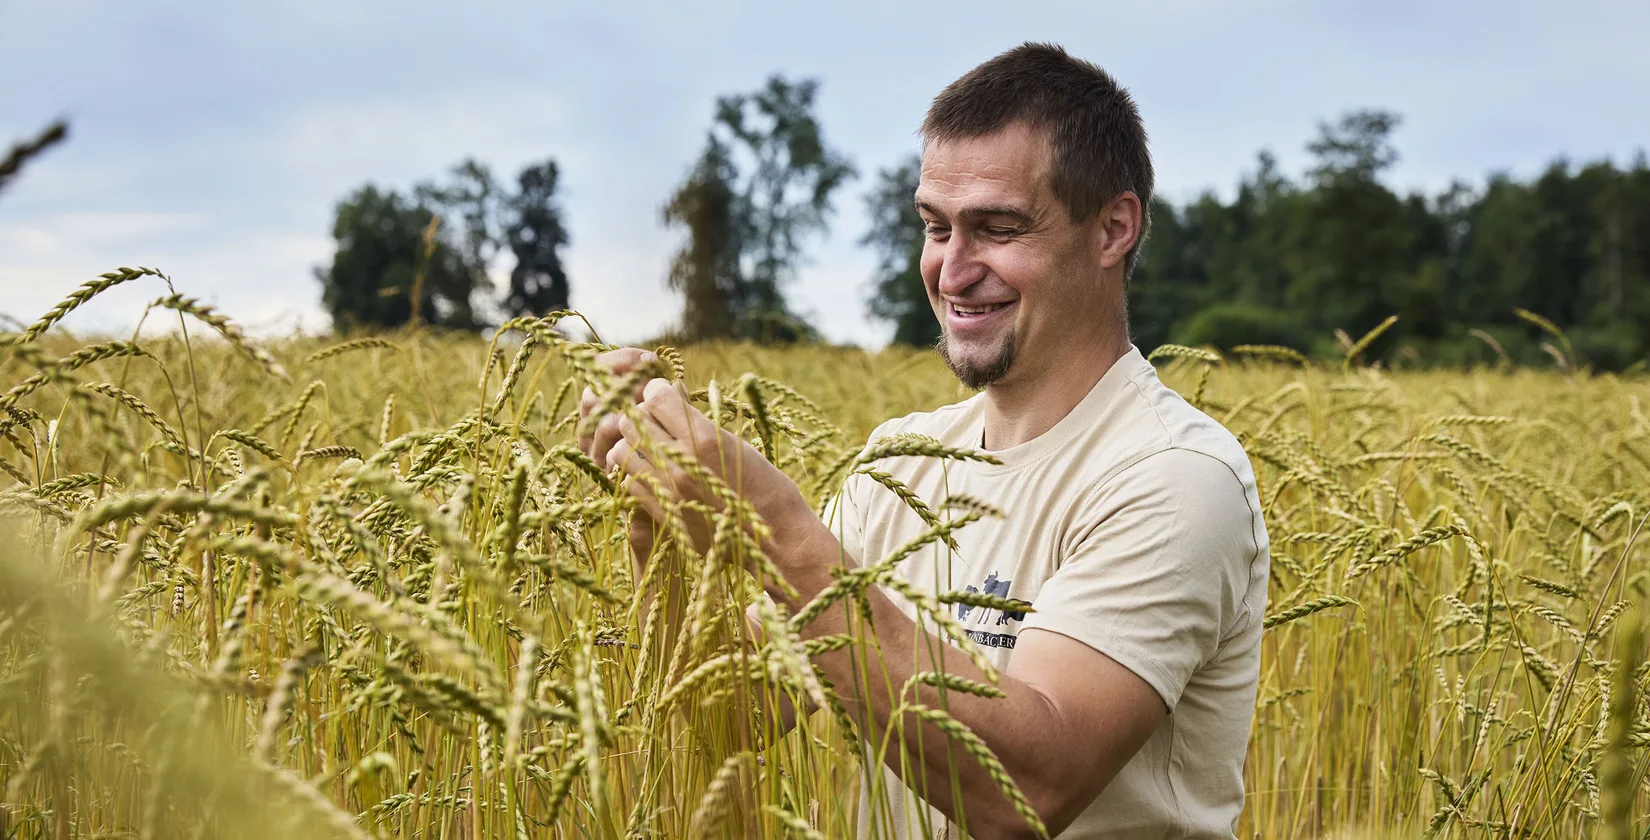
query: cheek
[{"left": 983, "top": 247, "right": 1038, "bottom": 298}]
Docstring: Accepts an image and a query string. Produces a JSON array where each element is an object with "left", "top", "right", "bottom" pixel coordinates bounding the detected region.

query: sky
[{"left": 3, "top": 0, "right": 1648, "bottom": 346}]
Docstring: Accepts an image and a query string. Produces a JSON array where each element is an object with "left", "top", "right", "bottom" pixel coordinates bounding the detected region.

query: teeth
[{"left": 954, "top": 303, "right": 1007, "bottom": 315}]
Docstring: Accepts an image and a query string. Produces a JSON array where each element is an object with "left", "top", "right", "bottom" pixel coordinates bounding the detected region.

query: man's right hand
[
  {"left": 576, "top": 347, "right": 659, "bottom": 467},
  {"left": 576, "top": 347, "right": 661, "bottom": 571}
]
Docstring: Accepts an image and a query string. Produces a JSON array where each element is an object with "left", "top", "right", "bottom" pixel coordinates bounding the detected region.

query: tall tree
[
  {"left": 416, "top": 159, "right": 503, "bottom": 311},
  {"left": 663, "top": 75, "right": 856, "bottom": 342},
  {"left": 1284, "top": 109, "right": 1426, "bottom": 342},
  {"left": 862, "top": 155, "right": 937, "bottom": 347},
  {"left": 317, "top": 185, "right": 483, "bottom": 331},
  {"left": 663, "top": 139, "right": 741, "bottom": 340},
  {"left": 1306, "top": 110, "right": 1403, "bottom": 184},
  {"left": 1130, "top": 196, "right": 1209, "bottom": 350},
  {"left": 502, "top": 159, "right": 571, "bottom": 317}
]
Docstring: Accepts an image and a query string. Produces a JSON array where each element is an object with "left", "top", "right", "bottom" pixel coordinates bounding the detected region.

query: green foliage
[
  {"left": 316, "top": 184, "right": 483, "bottom": 331},
  {"left": 1172, "top": 302, "right": 1308, "bottom": 352},
  {"left": 1131, "top": 111, "right": 1650, "bottom": 370},
  {"left": 1306, "top": 110, "right": 1403, "bottom": 184},
  {"left": 318, "top": 157, "right": 571, "bottom": 332},
  {"left": 664, "top": 75, "right": 856, "bottom": 343},
  {"left": 1398, "top": 325, "right": 1534, "bottom": 369},
  {"left": 414, "top": 158, "right": 504, "bottom": 305},
  {"left": 862, "top": 155, "right": 937, "bottom": 347},
  {"left": 1570, "top": 320, "right": 1645, "bottom": 370},
  {"left": 503, "top": 159, "right": 571, "bottom": 317}
]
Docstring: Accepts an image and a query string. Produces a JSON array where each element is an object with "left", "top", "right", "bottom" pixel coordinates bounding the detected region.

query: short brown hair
[{"left": 923, "top": 42, "right": 1154, "bottom": 279}]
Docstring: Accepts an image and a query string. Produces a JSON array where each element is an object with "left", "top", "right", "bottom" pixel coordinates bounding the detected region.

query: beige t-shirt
[{"left": 833, "top": 346, "right": 1269, "bottom": 840}]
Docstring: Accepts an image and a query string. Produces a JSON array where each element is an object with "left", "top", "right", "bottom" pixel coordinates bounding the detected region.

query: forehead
[{"left": 917, "top": 122, "right": 1055, "bottom": 210}]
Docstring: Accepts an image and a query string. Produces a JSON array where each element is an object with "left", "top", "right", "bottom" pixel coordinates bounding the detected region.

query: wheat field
[{"left": 0, "top": 269, "right": 1647, "bottom": 839}]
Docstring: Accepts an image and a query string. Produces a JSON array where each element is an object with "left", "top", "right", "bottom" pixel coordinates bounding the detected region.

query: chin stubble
[{"left": 937, "top": 330, "right": 1016, "bottom": 390}]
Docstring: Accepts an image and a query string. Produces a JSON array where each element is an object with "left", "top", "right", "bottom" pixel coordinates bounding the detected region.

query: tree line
[
  {"left": 310, "top": 78, "right": 1648, "bottom": 369},
  {"left": 1129, "top": 112, "right": 1650, "bottom": 371}
]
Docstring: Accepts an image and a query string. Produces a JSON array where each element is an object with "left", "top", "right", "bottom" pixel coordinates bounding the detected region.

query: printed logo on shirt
[{"left": 956, "top": 571, "right": 1032, "bottom": 649}]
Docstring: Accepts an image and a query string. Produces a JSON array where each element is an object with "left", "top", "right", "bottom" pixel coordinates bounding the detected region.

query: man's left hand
[{"left": 604, "top": 377, "right": 818, "bottom": 567}]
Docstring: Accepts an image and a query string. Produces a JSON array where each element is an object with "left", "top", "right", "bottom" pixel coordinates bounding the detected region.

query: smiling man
[{"left": 580, "top": 43, "right": 1270, "bottom": 840}]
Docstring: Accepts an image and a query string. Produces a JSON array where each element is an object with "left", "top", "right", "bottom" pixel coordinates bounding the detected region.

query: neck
[{"left": 980, "top": 322, "right": 1131, "bottom": 451}]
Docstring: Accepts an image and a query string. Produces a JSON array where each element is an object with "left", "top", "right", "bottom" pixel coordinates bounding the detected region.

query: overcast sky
[{"left": 4, "top": 1, "right": 1648, "bottom": 345}]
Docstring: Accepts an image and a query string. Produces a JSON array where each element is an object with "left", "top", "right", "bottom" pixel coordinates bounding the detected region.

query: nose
[{"left": 929, "top": 233, "right": 987, "bottom": 298}]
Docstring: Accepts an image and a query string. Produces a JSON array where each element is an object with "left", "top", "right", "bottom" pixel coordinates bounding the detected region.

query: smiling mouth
[{"left": 950, "top": 302, "right": 1013, "bottom": 317}]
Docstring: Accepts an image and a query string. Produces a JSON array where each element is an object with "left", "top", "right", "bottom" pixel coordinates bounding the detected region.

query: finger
[
  {"left": 591, "top": 412, "right": 625, "bottom": 466},
  {"left": 618, "top": 451, "right": 662, "bottom": 507},
  {"left": 626, "top": 509, "right": 658, "bottom": 560},
  {"left": 617, "top": 409, "right": 679, "bottom": 454},
  {"left": 606, "top": 437, "right": 643, "bottom": 475},
  {"left": 576, "top": 388, "right": 599, "bottom": 454},
  {"left": 608, "top": 439, "right": 670, "bottom": 516},
  {"left": 641, "top": 377, "right": 708, "bottom": 442},
  {"left": 595, "top": 348, "right": 657, "bottom": 378}
]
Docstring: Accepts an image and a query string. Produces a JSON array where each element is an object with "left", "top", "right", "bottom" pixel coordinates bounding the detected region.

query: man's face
[{"left": 916, "top": 123, "right": 1110, "bottom": 390}]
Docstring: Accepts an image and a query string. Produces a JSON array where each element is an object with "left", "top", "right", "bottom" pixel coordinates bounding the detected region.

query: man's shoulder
[{"left": 1106, "top": 353, "right": 1255, "bottom": 486}]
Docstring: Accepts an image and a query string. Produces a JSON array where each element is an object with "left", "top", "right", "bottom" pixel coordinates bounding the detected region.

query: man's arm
[
  {"left": 597, "top": 376, "right": 1171, "bottom": 839},
  {"left": 768, "top": 521, "right": 1164, "bottom": 840},
  {"left": 771, "top": 448, "right": 1256, "bottom": 839},
  {"left": 587, "top": 362, "right": 1247, "bottom": 839}
]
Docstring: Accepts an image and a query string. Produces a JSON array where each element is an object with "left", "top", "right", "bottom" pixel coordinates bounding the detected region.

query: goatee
[{"left": 937, "top": 330, "right": 1016, "bottom": 390}]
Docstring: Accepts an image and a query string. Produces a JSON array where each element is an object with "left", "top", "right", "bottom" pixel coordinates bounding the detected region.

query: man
[{"left": 580, "top": 43, "right": 1269, "bottom": 840}]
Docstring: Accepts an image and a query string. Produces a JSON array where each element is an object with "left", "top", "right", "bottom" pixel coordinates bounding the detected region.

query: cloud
[
  {"left": 270, "top": 89, "right": 574, "bottom": 196},
  {"left": 0, "top": 212, "right": 206, "bottom": 258}
]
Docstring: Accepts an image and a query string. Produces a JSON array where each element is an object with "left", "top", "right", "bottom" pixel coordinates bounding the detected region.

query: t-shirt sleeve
[{"left": 1019, "top": 447, "right": 1261, "bottom": 712}]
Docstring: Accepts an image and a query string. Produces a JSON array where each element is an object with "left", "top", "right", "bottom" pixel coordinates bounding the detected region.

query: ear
[{"left": 1092, "top": 191, "right": 1143, "bottom": 271}]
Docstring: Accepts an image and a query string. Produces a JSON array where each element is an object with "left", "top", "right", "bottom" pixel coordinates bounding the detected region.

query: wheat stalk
[
  {"left": 305, "top": 337, "right": 401, "bottom": 363},
  {"left": 900, "top": 703, "right": 1048, "bottom": 838},
  {"left": 1263, "top": 595, "right": 1359, "bottom": 629},
  {"left": 11, "top": 267, "right": 167, "bottom": 344},
  {"left": 150, "top": 294, "right": 288, "bottom": 380}
]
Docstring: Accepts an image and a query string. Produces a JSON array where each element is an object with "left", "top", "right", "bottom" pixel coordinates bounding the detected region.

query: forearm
[{"left": 771, "top": 528, "right": 1073, "bottom": 839}]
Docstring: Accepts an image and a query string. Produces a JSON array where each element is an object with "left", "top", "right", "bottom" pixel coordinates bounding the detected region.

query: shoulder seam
[{"left": 1069, "top": 446, "right": 1266, "bottom": 652}]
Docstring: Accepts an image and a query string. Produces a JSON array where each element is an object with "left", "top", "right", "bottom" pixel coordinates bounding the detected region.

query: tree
[
  {"left": 663, "top": 75, "right": 856, "bottom": 342},
  {"left": 1284, "top": 109, "right": 1429, "bottom": 345},
  {"left": 319, "top": 156, "right": 574, "bottom": 330},
  {"left": 663, "top": 140, "right": 740, "bottom": 341},
  {"left": 502, "top": 159, "right": 571, "bottom": 317},
  {"left": 1077, "top": 105, "right": 1647, "bottom": 369},
  {"left": 1306, "top": 110, "right": 1403, "bottom": 185},
  {"left": 1129, "top": 196, "right": 1208, "bottom": 350},
  {"left": 415, "top": 159, "right": 503, "bottom": 314},
  {"left": 316, "top": 185, "right": 483, "bottom": 331},
  {"left": 862, "top": 155, "right": 937, "bottom": 347}
]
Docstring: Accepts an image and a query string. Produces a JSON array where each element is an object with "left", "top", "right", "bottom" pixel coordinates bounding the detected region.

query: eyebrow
[{"left": 914, "top": 199, "right": 1035, "bottom": 227}]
